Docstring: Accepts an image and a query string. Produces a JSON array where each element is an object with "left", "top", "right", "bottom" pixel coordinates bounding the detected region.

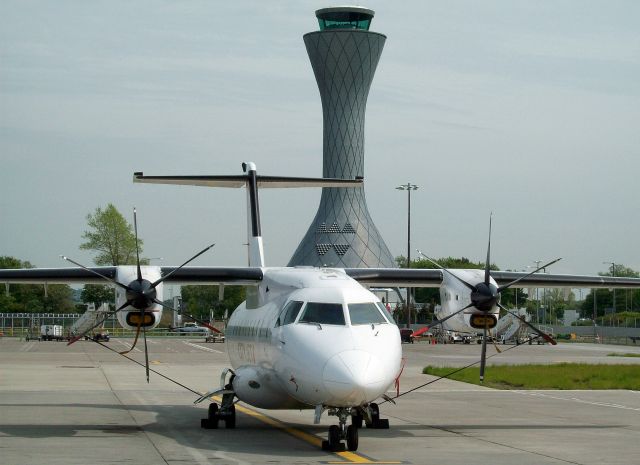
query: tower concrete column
[{"left": 288, "top": 6, "right": 395, "bottom": 268}]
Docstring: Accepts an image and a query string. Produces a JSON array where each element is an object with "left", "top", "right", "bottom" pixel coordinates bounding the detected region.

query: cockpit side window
[
  {"left": 276, "top": 300, "right": 304, "bottom": 327},
  {"left": 299, "top": 302, "right": 345, "bottom": 325},
  {"left": 349, "top": 303, "right": 389, "bottom": 325}
]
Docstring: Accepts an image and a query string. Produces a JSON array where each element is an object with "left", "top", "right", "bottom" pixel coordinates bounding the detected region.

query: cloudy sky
[{"left": 1, "top": 0, "right": 638, "bottom": 277}]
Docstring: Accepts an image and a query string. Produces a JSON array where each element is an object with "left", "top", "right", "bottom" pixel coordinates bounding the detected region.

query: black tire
[
  {"left": 370, "top": 403, "right": 379, "bottom": 420},
  {"left": 224, "top": 405, "right": 236, "bottom": 429},
  {"left": 351, "top": 414, "right": 363, "bottom": 429},
  {"left": 366, "top": 403, "right": 380, "bottom": 428},
  {"left": 328, "top": 425, "right": 340, "bottom": 449},
  {"left": 207, "top": 403, "right": 219, "bottom": 429},
  {"left": 346, "top": 425, "right": 358, "bottom": 451}
]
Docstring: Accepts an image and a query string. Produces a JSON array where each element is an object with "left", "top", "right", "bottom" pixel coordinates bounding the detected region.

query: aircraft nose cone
[{"left": 322, "top": 350, "right": 387, "bottom": 406}]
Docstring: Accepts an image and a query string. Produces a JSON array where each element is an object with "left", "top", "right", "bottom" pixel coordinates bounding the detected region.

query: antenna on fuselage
[{"left": 133, "top": 163, "right": 363, "bottom": 268}]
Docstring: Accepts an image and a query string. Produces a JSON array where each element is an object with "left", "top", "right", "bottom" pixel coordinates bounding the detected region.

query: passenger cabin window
[
  {"left": 299, "top": 302, "right": 345, "bottom": 326},
  {"left": 349, "top": 303, "right": 388, "bottom": 325},
  {"left": 276, "top": 300, "right": 303, "bottom": 326}
]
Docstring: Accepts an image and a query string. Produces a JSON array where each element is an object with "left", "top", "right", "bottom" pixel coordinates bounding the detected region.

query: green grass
[
  {"left": 607, "top": 353, "right": 640, "bottom": 358},
  {"left": 423, "top": 363, "right": 640, "bottom": 390}
]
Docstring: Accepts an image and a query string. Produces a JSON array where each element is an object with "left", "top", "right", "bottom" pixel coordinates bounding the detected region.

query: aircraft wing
[
  {"left": 0, "top": 267, "right": 118, "bottom": 284},
  {"left": 345, "top": 268, "right": 640, "bottom": 289},
  {"left": 0, "top": 267, "right": 263, "bottom": 286},
  {"left": 489, "top": 271, "right": 640, "bottom": 289},
  {"left": 158, "top": 267, "right": 263, "bottom": 285}
]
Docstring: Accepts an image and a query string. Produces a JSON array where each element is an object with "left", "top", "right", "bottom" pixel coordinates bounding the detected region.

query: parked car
[
  {"left": 85, "top": 332, "right": 110, "bottom": 342},
  {"left": 174, "top": 322, "right": 210, "bottom": 335}
]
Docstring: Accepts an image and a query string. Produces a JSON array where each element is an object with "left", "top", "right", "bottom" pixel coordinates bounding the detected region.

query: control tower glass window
[{"left": 315, "top": 7, "right": 374, "bottom": 31}]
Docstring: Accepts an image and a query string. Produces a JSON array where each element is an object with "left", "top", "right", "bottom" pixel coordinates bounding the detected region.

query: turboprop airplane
[{"left": 2, "top": 162, "right": 640, "bottom": 453}]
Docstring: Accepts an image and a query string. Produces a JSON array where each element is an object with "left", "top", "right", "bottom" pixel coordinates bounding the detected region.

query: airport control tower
[{"left": 288, "top": 6, "right": 396, "bottom": 268}]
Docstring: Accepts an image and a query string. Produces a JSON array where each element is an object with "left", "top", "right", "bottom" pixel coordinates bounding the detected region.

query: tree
[
  {"left": 81, "top": 284, "right": 115, "bottom": 307},
  {"left": 79, "top": 204, "right": 146, "bottom": 305},
  {"left": 0, "top": 256, "right": 75, "bottom": 313},
  {"left": 80, "top": 204, "right": 145, "bottom": 266},
  {"left": 181, "top": 285, "right": 246, "bottom": 320}
]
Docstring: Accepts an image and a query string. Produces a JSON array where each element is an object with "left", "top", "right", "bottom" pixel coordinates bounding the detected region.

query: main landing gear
[
  {"left": 321, "top": 403, "right": 389, "bottom": 452},
  {"left": 201, "top": 384, "right": 237, "bottom": 429}
]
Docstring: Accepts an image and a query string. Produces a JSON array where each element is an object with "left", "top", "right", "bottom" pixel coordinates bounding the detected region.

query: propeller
[
  {"left": 417, "top": 214, "right": 560, "bottom": 382},
  {"left": 63, "top": 207, "right": 215, "bottom": 383}
]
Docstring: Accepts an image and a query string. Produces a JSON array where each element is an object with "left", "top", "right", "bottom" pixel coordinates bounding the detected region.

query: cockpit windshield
[
  {"left": 348, "top": 302, "right": 389, "bottom": 325},
  {"left": 299, "top": 302, "right": 345, "bottom": 326},
  {"left": 276, "top": 300, "right": 304, "bottom": 326}
]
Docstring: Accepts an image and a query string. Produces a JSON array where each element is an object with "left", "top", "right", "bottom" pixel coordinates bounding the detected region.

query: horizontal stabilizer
[{"left": 133, "top": 172, "right": 363, "bottom": 188}]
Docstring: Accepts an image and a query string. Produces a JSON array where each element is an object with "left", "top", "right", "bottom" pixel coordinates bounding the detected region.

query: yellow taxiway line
[{"left": 208, "top": 395, "right": 402, "bottom": 464}]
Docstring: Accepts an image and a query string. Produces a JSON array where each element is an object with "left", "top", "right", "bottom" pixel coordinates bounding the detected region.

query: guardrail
[{"left": 0, "top": 327, "right": 223, "bottom": 339}]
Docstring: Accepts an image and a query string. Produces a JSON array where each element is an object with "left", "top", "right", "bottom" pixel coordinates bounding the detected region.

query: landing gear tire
[
  {"left": 365, "top": 403, "right": 389, "bottom": 429},
  {"left": 201, "top": 403, "right": 219, "bottom": 429},
  {"left": 329, "top": 425, "right": 340, "bottom": 447},
  {"left": 366, "top": 403, "right": 379, "bottom": 428},
  {"left": 320, "top": 425, "right": 341, "bottom": 451},
  {"left": 346, "top": 425, "right": 358, "bottom": 451},
  {"left": 351, "top": 414, "right": 363, "bottom": 429},
  {"left": 224, "top": 404, "right": 236, "bottom": 429}
]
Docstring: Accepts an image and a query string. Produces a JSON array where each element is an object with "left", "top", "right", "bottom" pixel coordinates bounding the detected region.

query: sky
[{"left": 1, "top": 0, "right": 639, "bottom": 278}]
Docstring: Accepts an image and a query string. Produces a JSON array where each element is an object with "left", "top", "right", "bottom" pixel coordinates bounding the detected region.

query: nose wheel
[{"left": 321, "top": 408, "right": 361, "bottom": 452}]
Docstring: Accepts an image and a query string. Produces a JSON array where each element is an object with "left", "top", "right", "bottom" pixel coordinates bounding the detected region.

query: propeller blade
[
  {"left": 151, "top": 243, "right": 215, "bottom": 288},
  {"left": 484, "top": 214, "right": 492, "bottom": 285},
  {"left": 142, "top": 325, "right": 150, "bottom": 383},
  {"left": 151, "top": 298, "right": 223, "bottom": 334},
  {"left": 497, "top": 258, "right": 562, "bottom": 292},
  {"left": 60, "top": 255, "right": 130, "bottom": 292},
  {"left": 423, "top": 302, "right": 475, "bottom": 332},
  {"left": 498, "top": 303, "right": 557, "bottom": 345},
  {"left": 133, "top": 208, "right": 142, "bottom": 282},
  {"left": 416, "top": 250, "right": 476, "bottom": 292},
  {"left": 68, "top": 299, "right": 132, "bottom": 345},
  {"left": 479, "top": 326, "right": 488, "bottom": 383}
]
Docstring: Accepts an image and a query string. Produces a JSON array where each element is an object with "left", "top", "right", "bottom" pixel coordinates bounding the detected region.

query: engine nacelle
[{"left": 114, "top": 266, "right": 164, "bottom": 330}]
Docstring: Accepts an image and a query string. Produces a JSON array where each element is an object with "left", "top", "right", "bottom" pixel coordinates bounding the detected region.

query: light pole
[
  {"left": 530, "top": 261, "right": 542, "bottom": 325},
  {"left": 603, "top": 261, "right": 616, "bottom": 317},
  {"left": 396, "top": 183, "right": 418, "bottom": 328}
]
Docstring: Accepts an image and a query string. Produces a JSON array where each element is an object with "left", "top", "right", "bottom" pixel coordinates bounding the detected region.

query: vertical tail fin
[{"left": 242, "top": 162, "right": 265, "bottom": 268}]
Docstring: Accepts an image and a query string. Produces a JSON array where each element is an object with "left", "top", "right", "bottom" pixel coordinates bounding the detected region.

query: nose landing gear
[
  {"left": 322, "top": 408, "right": 359, "bottom": 451},
  {"left": 200, "top": 381, "right": 237, "bottom": 429},
  {"left": 321, "top": 403, "right": 389, "bottom": 452}
]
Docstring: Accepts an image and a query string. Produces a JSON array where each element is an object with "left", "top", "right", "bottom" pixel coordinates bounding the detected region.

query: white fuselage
[
  {"left": 435, "top": 269, "right": 500, "bottom": 333},
  {"left": 225, "top": 267, "right": 402, "bottom": 410}
]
